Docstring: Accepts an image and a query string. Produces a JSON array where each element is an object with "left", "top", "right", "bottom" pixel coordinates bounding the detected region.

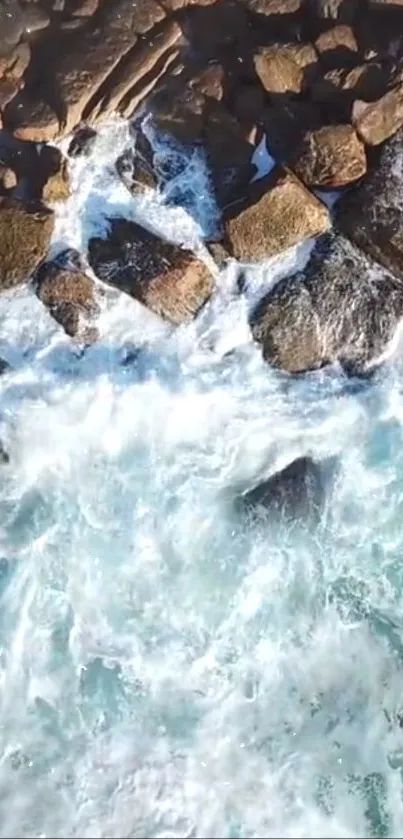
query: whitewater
[{"left": 0, "top": 118, "right": 403, "bottom": 837}]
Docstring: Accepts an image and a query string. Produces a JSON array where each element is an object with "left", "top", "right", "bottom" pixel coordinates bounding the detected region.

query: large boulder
[
  {"left": 0, "top": 199, "right": 54, "bottom": 290},
  {"left": 88, "top": 219, "right": 214, "bottom": 324},
  {"left": 235, "top": 456, "right": 324, "bottom": 524},
  {"left": 35, "top": 256, "right": 99, "bottom": 341},
  {"left": 352, "top": 85, "right": 403, "bottom": 145},
  {"left": 250, "top": 233, "right": 403, "bottom": 375},
  {"left": 221, "top": 168, "right": 330, "bottom": 263},
  {"left": 292, "top": 124, "right": 367, "bottom": 188},
  {"left": 337, "top": 129, "right": 403, "bottom": 278},
  {"left": 254, "top": 43, "right": 318, "bottom": 96}
]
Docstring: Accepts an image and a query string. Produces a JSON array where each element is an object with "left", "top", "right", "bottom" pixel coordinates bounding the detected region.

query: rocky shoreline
[{"left": 1, "top": 0, "right": 403, "bottom": 377}]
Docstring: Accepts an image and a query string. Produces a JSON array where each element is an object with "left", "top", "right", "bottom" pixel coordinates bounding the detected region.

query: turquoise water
[{"left": 0, "top": 124, "right": 403, "bottom": 837}]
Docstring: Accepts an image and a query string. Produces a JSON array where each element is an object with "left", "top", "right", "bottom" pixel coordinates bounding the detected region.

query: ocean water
[{"left": 1, "top": 121, "right": 403, "bottom": 837}]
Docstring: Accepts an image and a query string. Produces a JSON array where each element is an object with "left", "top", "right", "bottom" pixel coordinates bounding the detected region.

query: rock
[
  {"left": 5, "top": 92, "right": 60, "bottom": 142},
  {"left": 88, "top": 219, "right": 214, "bottom": 324},
  {"left": 310, "top": 0, "right": 362, "bottom": 21},
  {"left": 352, "top": 86, "right": 403, "bottom": 145},
  {"left": 22, "top": 3, "right": 50, "bottom": 32},
  {"left": 42, "top": 154, "right": 70, "bottom": 204},
  {"left": 203, "top": 102, "right": 257, "bottom": 208},
  {"left": 250, "top": 233, "right": 403, "bottom": 374},
  {"left": 263, "top": 100, "right": 322, "bottom": 161},
  {"left": 244, "top": 0, "right": 303, "bottom": 13},
  {"left": 0, "top": 358, "right": 10, "bottom": 375},
  {"left": 116, "top": 148, "right": 158, "bottom": 195},
  {"left": 190, "top": 63, "right": 225, "bottom": 102},
  {"left": 35, "top": 259, "right": 99, "bottom": 339},
  {"left": 0, "top": 166, "right": 17, "bottom": 190},
  {"left": 254, "top": 43, "right": 318, "bottom": 95},
  {"left": 67, "top": 125, "right": 97, "bottom": 158},
  {"left": 315, "top": 24, "right": 359, "bottom": 67},
  {"left": 87, "top": 21, "right": 182, "bottom": 123},
  {"left": 0, "top": 199, "right": 54, "bottom": 290},
  {"left": 337, "top": 129, "right": 403, "bottom": 278},
  {"left": 231, "top": 83, "right": 265, "bottom": 124},
  {"left": 71, "top": 0, "right": 99, "bottom": 15},
  {"left": 222, "top": 168, "right": 330, "bottom": 263},
  {"left": 236, "top": 456, "right": 324, "bottom": 523},
  {"left": 0, "top": 42, "right": 31, "bottom": 80},
  {"left": 292, "top": 124, "right": 366, "bottom": 188},
  {"left": 369, "top": 0, "right": 403, "bottom": 6},
  {"left": 151, "top": 79, "right": 206, "bottom": 144},
  {"left": 311, "top": 63, "right": 387, "bottom": 114},
  {"left": 0, "top": 0, "right": 25, "bottom": 58}
]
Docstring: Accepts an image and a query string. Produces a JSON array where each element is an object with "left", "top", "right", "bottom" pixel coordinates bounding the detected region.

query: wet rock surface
[{"left": 236, "top": 456, "right": 325, "bottom": 524}]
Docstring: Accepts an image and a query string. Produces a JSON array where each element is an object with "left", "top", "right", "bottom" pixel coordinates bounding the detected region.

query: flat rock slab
[
  {"left": 250, "top": 232, "right": 403, "bottom": 375},
  {"left": 337, "top": 128, "right": 403, "bottom": 278},
  {"left": 0, "top": 199, "right": 54, "bottom": 289},
  {"left": 88, "top": 219, "right": 214, "bottom": 324},
  {"left": 222, "top": 168, "right": 330, "bottom": 263}
]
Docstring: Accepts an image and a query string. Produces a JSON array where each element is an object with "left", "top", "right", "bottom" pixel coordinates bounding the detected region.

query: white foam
[{"left": 0, "top": 118, "right": 401, "bottom": 838}]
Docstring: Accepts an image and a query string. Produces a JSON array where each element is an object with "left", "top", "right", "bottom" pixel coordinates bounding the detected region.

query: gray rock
[{"left": 236, "top": 456, "right": 324, "bottom": 523}]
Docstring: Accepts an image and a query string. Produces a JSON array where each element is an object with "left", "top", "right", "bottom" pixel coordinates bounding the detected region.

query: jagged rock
[
  {"left": 0, "top": 42, "right": 31, "bottom": 81},
  {"left": 0, "top": 199, "right": 54, "bottom": 289},
  {"left": 315, "top": 24, "right": 359, "bottom": 67},
  {"left": 292, "top": 124, "right": 366, "bottom": 188},
  {"left": 250, "top": 233, "right": 403, "bottom": 375},
  {"left": 35, "top": 258, "right": 99, "bottom": 339},
  {"left": 88, "top": 218, "right": 214, "bottom": 324},
  {"left": 254, "top": 43, "right": 318, "bottom": 95},
  {"left": 337, "top": 129, "right": 403, "bottom": 278},
  {"left": 67, "top": 125, "right": 97, "bottom": 158},
  {"left": 203, "top": 102, "right": 256, "bottom": 207},
  {"left": 116, "top": 148, "right": 158, "bottom": 195},
  {"left": 352, "top": 86, "right": 403, "bottom": 145},
  {"left": 221, "top": 168, "right": 330, "bottom": 263},
  {"left": 236, "top": 456, "right": 324, "bottom": 523}
]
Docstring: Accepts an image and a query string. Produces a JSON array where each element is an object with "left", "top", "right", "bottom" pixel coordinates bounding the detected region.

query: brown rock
[
  {"left": 42, "top": 155, "right": 70, "bottom": 204},
  {"left": 116, "top": 148, "right": 158, "bottom": 196},
  {"left": 35, "top": 259, "right": 99, "bottom": 339},
  {"left": 254, "top": 43, "right": 317, "bottom": 95},
  {"left": 292, "top": 124, "right": 366, "bottom": 188},
  {"left": 310, "top": 0, "right": 362, "bottom": 21},
  {"left": 151, "top": 80, "right": 206, "bottom": 143},
  {"left": 245, "top": 0, "right": 303, "bottom": 13},
  {"left": 0, "top": 78, "right": 20, "bottom": 110},
  {"left": 190, "top": 64, "right": 225, "bottom": 101},
  {"left": 263, "top": 100, "right": 322, "bottom": 161},
  {"left": 315, "top": 24, "right": 359, "bottom": 67},
  {"left": 222, "top": 168, "right": 330, "bottom": 263},
  {"left": 337, "top": 128, "right": 403, "bottom": 278},
  {"left": 88, "top": 21, "right": 182, "bottom": 122},
  {"left": 352, "top": 86, "right": 403, "bottom": 145},
  {"left": 71, "top": 0, "right": 99, "bottom": 15},
  {"left": 0, "top": 166, "right": 17, "bottom": 190},
  {"left": 0, "top": 42, "right": 30, "bottom": 80},
  {"left": 67, "top": 125, "right": 97, "bottom": 158},
  {"left": 312, "top": 63, "right": 387, "bottom": 110},
  {"left": 5, "top": 92, "right": 60, "bottom": 142},
  {"left": 0, "top": 199, "right": 54, "bottom": 290},
  {"left": 88, "top": 219, "right": 213, "bottom": 324},
  {"left": 203, "top": 102, "right": 256, "bottom": 208},
  {"left": 0, "top": 0, "right": 25, "bottom": 58},
  {"left": 250, "top": 232, "right": 403, "bottom": 375}
]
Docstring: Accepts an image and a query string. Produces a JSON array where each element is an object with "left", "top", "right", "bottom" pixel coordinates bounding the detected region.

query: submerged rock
[
  {"left": 337, "top": 129, "right": 403, "bottom": 278},
  {"left": 250, "top": 233, "right": 403, "bottom": 375},
  {"left": 88, "top": 218, "right": 214, "bottom": 324},
  {"left": 0, "top": 199, "right": 54, "bottom": 290},
  {"left": 236, "top": 456, "right": 324, "bottom": 523}
]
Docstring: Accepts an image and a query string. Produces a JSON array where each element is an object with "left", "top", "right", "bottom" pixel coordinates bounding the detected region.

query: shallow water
[{"left": 1, "top": 122, "right": 403, "bottom": 837}]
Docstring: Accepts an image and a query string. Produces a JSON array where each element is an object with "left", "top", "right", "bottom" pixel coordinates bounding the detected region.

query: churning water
[{"left": 1, "top": 120, "right": 403, "bottom": 837}]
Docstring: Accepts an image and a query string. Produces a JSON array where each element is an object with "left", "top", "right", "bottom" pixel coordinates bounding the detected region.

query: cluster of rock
[{"left": 1, "top": 0, "right": 403, "bottom": 371}]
